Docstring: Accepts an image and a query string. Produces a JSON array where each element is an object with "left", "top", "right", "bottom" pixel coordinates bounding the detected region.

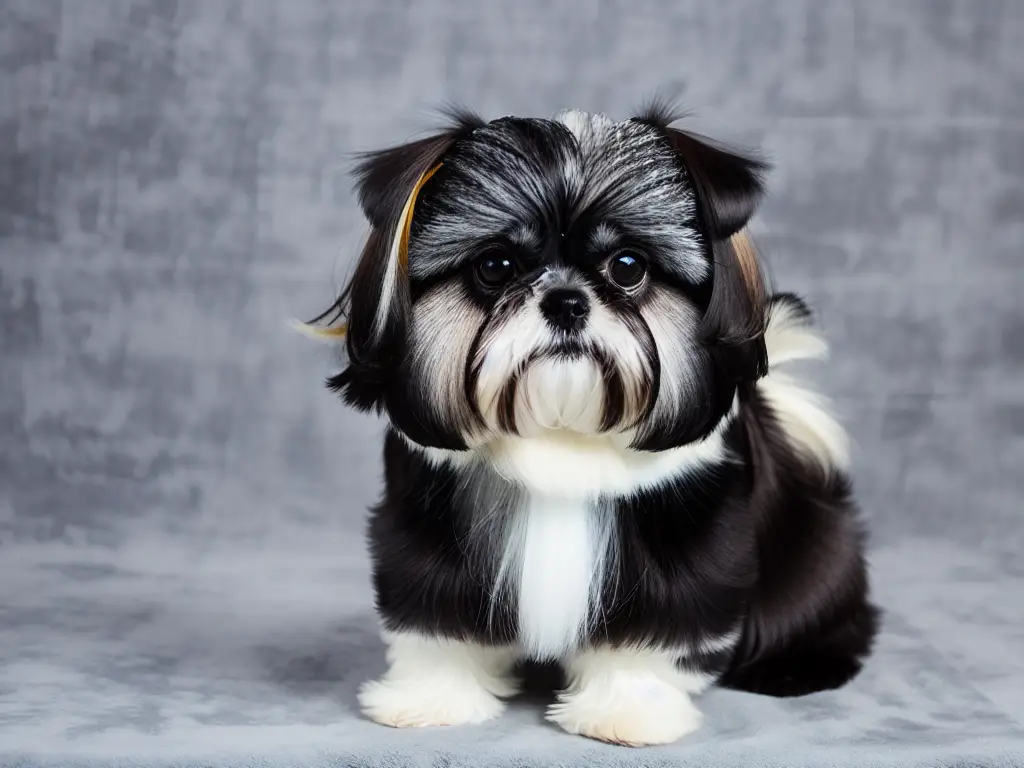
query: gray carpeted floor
[{"left": 2, "top": 2, "right": 1023, "bottom": 766}]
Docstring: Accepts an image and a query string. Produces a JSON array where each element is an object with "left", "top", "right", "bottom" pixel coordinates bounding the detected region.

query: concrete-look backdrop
[{"left": 1, "top": 2, "right": 1022, "bottom": 766}]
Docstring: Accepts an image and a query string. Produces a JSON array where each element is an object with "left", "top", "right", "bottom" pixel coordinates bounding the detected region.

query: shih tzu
[{"left": 306, "top": 106, "right": 879, "bottom": 747}]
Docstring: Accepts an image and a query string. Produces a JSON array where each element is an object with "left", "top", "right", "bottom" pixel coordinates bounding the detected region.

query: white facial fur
[
  {"left": 471, "top": 269, "right": 653, "bottom": 439},
  {"left": 404, "top": 280, "right": 484, "bottom": 436},
  {"left": 391, "top": 109, "right": 717, "bottom": 458},
  {"left": 636, "top": 283, "right": 706, "bottom": 436}
]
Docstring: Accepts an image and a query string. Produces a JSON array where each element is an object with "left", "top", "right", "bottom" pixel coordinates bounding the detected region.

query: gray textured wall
[{"left": 2, "top": 0, "right": 1020, "bottom": 552}]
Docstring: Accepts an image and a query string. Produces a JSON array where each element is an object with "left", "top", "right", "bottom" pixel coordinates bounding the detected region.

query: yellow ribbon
[{"left": 399, "top": 162, "right": 442, "bottom": 272}]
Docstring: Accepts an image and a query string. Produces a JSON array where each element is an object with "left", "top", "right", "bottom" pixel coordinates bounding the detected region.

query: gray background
[{"left": 1, "top": 1, "right": 1023, "bottom": 766}]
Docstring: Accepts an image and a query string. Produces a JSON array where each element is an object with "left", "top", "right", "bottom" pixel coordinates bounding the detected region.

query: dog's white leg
[
  {"left": 358, "top": 631, "right": 519, "bottom": 728},
  {"left": 547, "top": 646, "right": 704, "bottom": 746}
]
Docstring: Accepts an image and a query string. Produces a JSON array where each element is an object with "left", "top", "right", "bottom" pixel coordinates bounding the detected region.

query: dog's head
[{"left": 319, "top": 107, "right": 769, "bottom": 452}]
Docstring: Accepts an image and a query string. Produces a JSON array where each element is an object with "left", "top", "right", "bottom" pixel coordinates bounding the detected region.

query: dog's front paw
[
  {"left": 547, "top": 672, "right": 703, "bottom": 747},
  {"left": 359, "top": 632, "right": 519, "bottom": 728},
  {"left": 358, "top": 674, "right": 507, "bottom": 728}
]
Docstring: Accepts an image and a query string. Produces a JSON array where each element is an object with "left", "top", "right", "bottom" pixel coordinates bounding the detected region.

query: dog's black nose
[{"left": 540, "top": 288, "right": 590, "bottom": 331}]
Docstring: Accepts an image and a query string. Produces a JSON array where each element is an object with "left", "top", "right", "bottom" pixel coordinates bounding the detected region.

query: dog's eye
[
  {"left": 607, "top": 251, "right": 647, "bottom": 289},
  {"left": 475, "top": 250, "right": 517, "bottom": 288}
]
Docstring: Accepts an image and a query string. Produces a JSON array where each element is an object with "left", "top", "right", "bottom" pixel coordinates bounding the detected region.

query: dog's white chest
[{"left": 506, "top": 492, "right": 613, "bottom": 660}]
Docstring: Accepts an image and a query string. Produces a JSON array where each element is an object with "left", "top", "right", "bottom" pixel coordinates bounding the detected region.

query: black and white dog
[{"left": 308, "top": 106, "right": 879, "bottom": 746}]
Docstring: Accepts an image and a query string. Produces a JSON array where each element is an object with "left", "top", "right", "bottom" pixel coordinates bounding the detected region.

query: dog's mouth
[
  {"left": 470, "top": 311, "right": 656, "bottom": 437},
  {"left": 535, "top": 337, "right": 594, "bottom": 361}
]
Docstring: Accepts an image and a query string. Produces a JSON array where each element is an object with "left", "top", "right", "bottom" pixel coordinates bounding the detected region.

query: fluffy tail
[{"left": 757, "top": 293, "right": 850, "bottom": 472}]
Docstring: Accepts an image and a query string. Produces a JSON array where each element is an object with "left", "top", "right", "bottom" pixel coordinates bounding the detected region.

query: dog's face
[{"left": 326, "top": 109, "right": 769, "bottom": 452}]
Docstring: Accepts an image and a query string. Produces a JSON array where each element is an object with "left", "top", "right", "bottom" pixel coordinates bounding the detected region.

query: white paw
[
  {"left": 358, "top": 674, "right": 507, "bottom": 728},
  {"left": 358, "top": 633, "right": 519, "bottom": 729},
  {"left": 547, "top": 672, "right": 703, "bottom": 746}
]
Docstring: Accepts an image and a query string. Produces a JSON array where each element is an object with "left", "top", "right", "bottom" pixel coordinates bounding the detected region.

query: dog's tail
[{"left": 756, "top": 293, "right": 850, "bottom": 472}]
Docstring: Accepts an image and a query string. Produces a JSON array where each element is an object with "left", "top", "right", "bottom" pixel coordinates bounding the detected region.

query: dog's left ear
[{"left": 643, "top": 117, "right": 771, "bottom": 385}]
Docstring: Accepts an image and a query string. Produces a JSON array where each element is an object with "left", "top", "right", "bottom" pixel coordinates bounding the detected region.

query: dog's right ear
[{"left": 317, "top": 112, "right": 483, "bottom": 412}]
